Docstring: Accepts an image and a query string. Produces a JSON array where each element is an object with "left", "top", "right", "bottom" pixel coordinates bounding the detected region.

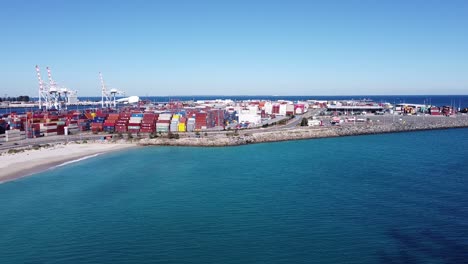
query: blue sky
[{"left": 1, "top": 0, "right": 468, "bottom": 96}]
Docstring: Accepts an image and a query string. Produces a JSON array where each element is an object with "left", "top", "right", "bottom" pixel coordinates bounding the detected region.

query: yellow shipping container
[
  {"left": 172, "top": 114, "right": 180, "bottom": 120},
  {"left": 178, "top": 123, "right": 186, "bottom": 132}
]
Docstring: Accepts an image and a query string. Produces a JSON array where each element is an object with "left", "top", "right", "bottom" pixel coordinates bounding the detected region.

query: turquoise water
[{"left": 1, "top": 129, "right": 468, "bottom": 263}]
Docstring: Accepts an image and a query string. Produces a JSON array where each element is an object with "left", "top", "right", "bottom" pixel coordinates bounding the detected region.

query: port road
[{"left": 0, "top": 133, "right": 111, "bottom": 153}]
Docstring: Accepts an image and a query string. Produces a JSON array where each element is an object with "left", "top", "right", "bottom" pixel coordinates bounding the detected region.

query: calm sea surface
[{"left": 1, "top": 129, "right": 467, "bottom": 263}]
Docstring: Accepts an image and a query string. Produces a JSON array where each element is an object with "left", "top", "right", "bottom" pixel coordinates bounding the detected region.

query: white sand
[{"left": 0, "top": 142, "right": 137, "bottom": 183}]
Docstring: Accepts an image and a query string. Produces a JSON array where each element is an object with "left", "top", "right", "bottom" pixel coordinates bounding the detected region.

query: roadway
[{"left": 0, "top": 133, "right": 111, "bottom": 152}]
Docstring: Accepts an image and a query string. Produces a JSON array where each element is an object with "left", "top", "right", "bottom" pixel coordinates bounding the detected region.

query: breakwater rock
[{"left": 138, "top": 115, "right": 468, "bottom": 147}]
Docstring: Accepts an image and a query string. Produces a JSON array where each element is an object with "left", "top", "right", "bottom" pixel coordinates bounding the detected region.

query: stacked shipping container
[
  {"left": 91, "top": 113, "right": 107, "bottom": 133},
  {"left": 115, "top": 112, "right": 131, "bottom": 133},
  {"left": 178, "top": 117, "right": 186, "bottom": 132},
  {"left": 170, "top": 114, "right": 180, "bottom": 132},
  {"left": 103, "top": 113, "right": 119, "bottom": 133},
  {"left": 128, "top": 113, "right": 143, "bottom": 133},
  {"left": 5, "top": 129, "right": 26, "bottom": 142},
  {"left": 140, "top": 113, "right": 158, "bottom": 133},
  {"left": 156, "top": 113, "right": 171, "bottom": 133},
  {"left": 207, "top": 109, "right": 224, "bottom": 128},
  {"left": 186, "top": 117, "right": 195, "bottom": 132},
  {"left": 195, "top": 112, "right": 207, "bottom": 130}
]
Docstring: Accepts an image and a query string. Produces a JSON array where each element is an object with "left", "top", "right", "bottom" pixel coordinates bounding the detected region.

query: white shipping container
[
  {"left": 158, "top": 114, "right": 173, "bottom": 120},
  {"left": 40, "top": 126, "right": 57, "bottom": 130},
  {"left": 156, "top": 124, "right": 170, "bottom": 128},
  {"left": 6, "top": 130, "right": 22, "bottom": 135},
  {"left": 129, "top": 117, "right": 143, "bottom": 123}
]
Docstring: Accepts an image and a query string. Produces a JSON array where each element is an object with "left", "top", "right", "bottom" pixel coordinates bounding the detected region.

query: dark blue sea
[
  {"left": 2, "top": 95, "right": 467, "bottom": 115},
  {"left": 81, "top": 95, "right": 468, "bottom": 106},
  {"left": 1, "top": 128, "right": 468, "bottom": 263}
]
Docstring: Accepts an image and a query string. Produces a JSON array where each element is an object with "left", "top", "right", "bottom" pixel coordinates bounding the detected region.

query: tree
[
  {"left": 149, "top": 132, "right": 158, "bottom": 139},
  {"left": 18, "top": 95, "right": 30, "bottom": 102},
  {"left": 300, "top": 118, "right": 308, "bottom": 126}
]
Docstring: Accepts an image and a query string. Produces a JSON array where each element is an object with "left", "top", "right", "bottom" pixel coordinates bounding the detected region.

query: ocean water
[
  {"left": 1, "top": 129, "right": 468, "bottom": 263},
  {"left": 80, "top": 95, "right": 468, "bottom": 107}
]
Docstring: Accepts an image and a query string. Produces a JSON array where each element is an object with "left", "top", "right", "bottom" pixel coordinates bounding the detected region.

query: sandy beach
[{"left": 0, "top": 142, "right": 136, "bottom": 183}]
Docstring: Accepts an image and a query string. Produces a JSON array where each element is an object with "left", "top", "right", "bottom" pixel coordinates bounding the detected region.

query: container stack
[
  {"left": 272, "top": 105, "right": 280, "bottom": 114},
  {"left": 57, "top": 124, "right": 65, "bottom": 135},
  {"left": 430, "top": 107, "right": 441, "bottom": 115},
  {"left": 27, "top": 123, "right": 41, "bottom": 138},
  {"left": 31, "top": 114, "right": 44, "bottom": 125},
  {"left": 78, "top": 119, "right": 91, "bottom": 131},
  {"left": 40, "top": 122, "right": 58, "bottom": 136},
  {"left": 178, "top": 117, "right": 186, "bottom": 132},
  {"left": 140, "top": 113, "right": 158, "bottom": 133},
  {"left": 91, "top": 113, "right": 107, "bottom": 133},
  {"left": 128, "top": 113, "right": 143, "bottom": 133},
  {"left": 115, "top": 112, "right": 131, "bottom": 133},
  {"left": 207, "top": 109, "right": 225, "bottom": 128},
  {"left": 66, "top": 119, "right": 79, "bottom": 135},
  {"left": 170, "top": 114, "right": 180, "bottom": 132},
  {"left": 103, "top": 113, "right": 119, "bottom": 133},
  {"left": 186, "top": 117, "right": 196, "bottom": 132},
  {"left": 91, "top": 122, "right": 103, "bottom": 133},
  {"left": 156, "top": 113, "right": 171, "bottom": 133},
  {"left": 56, "top": 117, "right": 67, "bottom": 135},
  {"left": 195, "top": 112, "right": 207, "bottom": 130},
  {"left": 5, "top": 129, "right": 26, "bottom": 142},
  {"left": 67, "top": 111, "right": 81, "bottom": 121},
  {"left": 43, "top": 114, "right": 59, "bottom": 124},
  {"left": 225, "top": 110, "right": 237, "bottom": 125}
]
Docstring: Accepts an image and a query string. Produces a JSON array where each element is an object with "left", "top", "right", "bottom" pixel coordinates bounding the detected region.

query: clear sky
[{"left": 1, "top": 0, "right": 468, "bottom": 96}]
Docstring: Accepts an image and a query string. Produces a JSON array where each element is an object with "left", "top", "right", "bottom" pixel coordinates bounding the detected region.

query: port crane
[
  {"left": 35, "top": 65, "right": 77, "bottom": 110},
  {"left": 99, "top": 72, "right": 125, "bottom": 108},
  {"left": 36, "top": 65, "right": 49, "bottom": 110}
]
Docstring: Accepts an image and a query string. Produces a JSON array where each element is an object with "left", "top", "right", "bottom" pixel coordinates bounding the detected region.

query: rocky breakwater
[
  {"left": 138, "top": 134, "right": 253, "bottom": 147},
  {"left": 138, "top": 115, "right": 468, "bottom": 147}
]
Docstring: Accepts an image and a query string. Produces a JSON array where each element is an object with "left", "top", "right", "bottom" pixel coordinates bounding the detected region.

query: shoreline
[{"left": 0, "top": 142, "right": 137, "bottom": 184}]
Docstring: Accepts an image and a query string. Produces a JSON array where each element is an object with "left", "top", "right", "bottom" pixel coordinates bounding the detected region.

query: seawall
[{"left": 138, "top": 115, "right": 468, "bottom": 147}]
